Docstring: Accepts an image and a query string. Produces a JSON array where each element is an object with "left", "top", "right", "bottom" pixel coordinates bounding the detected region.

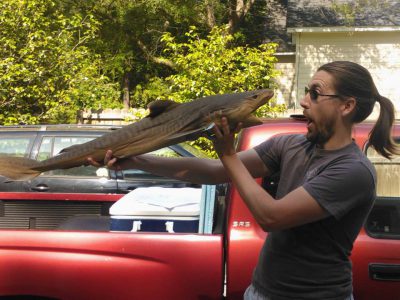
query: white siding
[
  {"left": 292, "top": 31, "right": 400, "bottom": 116},
  {"left": 274, "top": 55, "right": 296, "bottom": 109}
]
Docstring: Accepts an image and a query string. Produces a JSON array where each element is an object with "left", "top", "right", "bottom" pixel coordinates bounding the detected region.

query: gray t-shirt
[{"left": 253, "top": 134, "right": 376, "bottom": 300}]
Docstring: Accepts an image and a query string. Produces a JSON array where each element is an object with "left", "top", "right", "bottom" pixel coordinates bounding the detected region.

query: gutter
[{"left": 287, "top": 26, "right": 400, "bottom": 33}]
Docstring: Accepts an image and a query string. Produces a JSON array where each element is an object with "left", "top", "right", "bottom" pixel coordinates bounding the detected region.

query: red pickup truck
[{"left": 0, "top": 117, "right": 399, "bottom": 300}]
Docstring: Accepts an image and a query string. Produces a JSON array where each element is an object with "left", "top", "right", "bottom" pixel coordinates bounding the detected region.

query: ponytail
[
  {"left": 368, "top": 96, "right": 399, "bottom": 159},
  {"left": 318, "top": 61, "right": 399, "bottom": 159}
]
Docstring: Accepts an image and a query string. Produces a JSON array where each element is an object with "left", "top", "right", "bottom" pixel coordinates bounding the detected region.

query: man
[{"left": 89, "top": 61, "right": 398, "bottom": 299}]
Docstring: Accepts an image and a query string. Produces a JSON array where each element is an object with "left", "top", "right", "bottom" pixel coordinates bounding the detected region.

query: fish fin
[
  {"left": 168, "top": 123, "right": 215, "bottom": 141},
  {"left": 168, "top": 128, "right": 205, "bottom": 141},
  {"left": 0, "top": 156, "right": 42, "bottom": 181},
  {"left": 240, "top": 115, "right": 263, "bottom": 128},
  {"left": 58, "top": 144, "right": 81, "bottom": 154},
  {"left": 146, "top": 100, "right": 181, "bottom": 118}
]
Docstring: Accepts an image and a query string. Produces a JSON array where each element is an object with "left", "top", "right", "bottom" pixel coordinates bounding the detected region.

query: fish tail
[{"left": 0, "top": 156, "right": 42, "bottom": 181}]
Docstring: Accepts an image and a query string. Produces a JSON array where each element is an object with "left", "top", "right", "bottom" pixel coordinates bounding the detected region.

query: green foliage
[
  {"left": 332, "top": 0, "right": 388, "bottom": 27},
  {"left": 0, "top": 0, "right": 287, "bottom": 155},
  {"left": 133, "top": 26, "right": 280, "bottom": 104},
  {"left": 123, "top": 107, "right": 148, "bottom": 123},
  {"left": 161, "top": 26, "right": 280, "bottom": 101},
  {"left": 0, "top": 0, "right": 121, "bottom": 125},
  {"left": 58, "top": 0, "right": 221, "bottom": 103},
  {"left": 132, "top": 25, "right": 283, "bottom": 156},
  {"left": 131, "top": 78, "right": 171, "bottom": 108}
]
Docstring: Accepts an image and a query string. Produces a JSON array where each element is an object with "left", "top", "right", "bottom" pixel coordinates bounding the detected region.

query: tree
[
  {"left": 131, "top": 25, "right": 284, "bottom": 156},
  {"left": 0, "top": 0, "right": 283, "bottom": 126},
  {"left": 0, "top": 0, "right": 121, "bottom": 125},
  {"left": 54, "top": 0, "right": 223, "bottom": 109},
  {"left": 54, "top": 0, "right": 269, "bottom": 108},
  {"left": 332, "top": 0, "right": 390, "bottom": 27},
  {"left": 133, "top": 26, "right": 281, "bottom": 105}
]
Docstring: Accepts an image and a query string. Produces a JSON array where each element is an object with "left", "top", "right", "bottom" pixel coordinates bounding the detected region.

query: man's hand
[
  {"left": 211, "top": 116, "right": 242, "bottom": 158},
  {"left": 87, "top": 150, "right": 121, "bottom": 170}
]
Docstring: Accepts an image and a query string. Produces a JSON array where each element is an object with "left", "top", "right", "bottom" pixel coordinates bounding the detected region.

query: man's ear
[{"left": 341, "top": 97, "right": 357, "bottom": 117}]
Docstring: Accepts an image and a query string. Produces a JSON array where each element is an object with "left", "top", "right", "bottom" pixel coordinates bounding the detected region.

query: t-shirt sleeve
[
  {"left": 254, "top": 134, "right": 295, "bottom": 174},
  {"left": 303, "top": 161, "right": 376, "bottom": 219}
]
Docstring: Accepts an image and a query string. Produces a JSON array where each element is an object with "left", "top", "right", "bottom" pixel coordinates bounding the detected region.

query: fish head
[{"left": 210, "top": 89, "right": 274, "bottom": 128}]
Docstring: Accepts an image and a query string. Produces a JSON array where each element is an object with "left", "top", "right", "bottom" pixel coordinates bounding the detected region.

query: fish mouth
[
  {"left": 241, "top": 89, "right": 274, "bottom": 114},
  {"left": 206, "top": 89, "right": 274, "bottom": 129},
  {"left": 251, "top": 89, "right": 274, "bottom": 106}
]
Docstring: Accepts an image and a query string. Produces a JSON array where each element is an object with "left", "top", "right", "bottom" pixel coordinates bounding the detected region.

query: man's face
[
  {"left": 300, "top": 70, "right": 342, "bottom": 147},
  {"left": 305, "top": 111, "right": 335, "bottom": 146}
]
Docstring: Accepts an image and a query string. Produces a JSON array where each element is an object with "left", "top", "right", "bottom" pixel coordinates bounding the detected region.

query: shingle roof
[
  {"left": 287, "top": 0, "right": 400, "bottom": 28},
  {"left": 262, "top": 0, "right": 295, "bottom": 52},
  {"left": 264, "top": 0, "right": 400, "bottom": 53}
]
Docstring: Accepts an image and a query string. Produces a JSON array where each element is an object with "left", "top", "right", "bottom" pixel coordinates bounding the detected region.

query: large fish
[{"left": 0, "top": 89, "right": 273, "bottom": 181}]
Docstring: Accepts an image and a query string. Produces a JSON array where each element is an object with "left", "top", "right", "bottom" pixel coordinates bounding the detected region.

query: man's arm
[
  {"left": 213, "top": 117, "right": 328, "bottom": 231},
  {"left": 221, "top": 154, "right": 327, "bottom": 231},
  {"left": 88, "top": 148, "right": 269, "bottom": 185}
]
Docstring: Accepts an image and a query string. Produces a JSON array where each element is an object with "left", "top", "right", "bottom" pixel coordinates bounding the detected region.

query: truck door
[
  {"left": 0, "top": 188, "right": 223, "bottom": 300},
  {"left": 0, "top": 229, "right": 223, "bottom": 300},
  {"left": 352, "top": 139, "right": 400, "bottom": 300}
]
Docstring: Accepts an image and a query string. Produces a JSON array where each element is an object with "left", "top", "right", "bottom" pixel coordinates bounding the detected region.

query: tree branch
[
  {"left": 228, "top": 0, "right": 255, "bottom": 34},
  {"left": 205, "top": 0, "right": 216, "bottom": 28},
  {"left": 136, "top": 39, "right": 175, "bottom": 69}
]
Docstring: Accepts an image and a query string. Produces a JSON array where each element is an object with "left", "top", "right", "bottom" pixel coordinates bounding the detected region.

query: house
[{"left": 269, "top": 0, "right": 400, "bottom": 118}]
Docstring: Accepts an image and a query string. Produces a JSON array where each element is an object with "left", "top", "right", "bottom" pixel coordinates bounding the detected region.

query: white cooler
[{"left": 110, "top": 187, "right": 202, "bottom": 233}]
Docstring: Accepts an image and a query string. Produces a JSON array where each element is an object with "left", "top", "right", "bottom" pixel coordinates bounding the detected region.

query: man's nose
[{"left": 300, "top": 95, "right": 310, "bottom": 109}]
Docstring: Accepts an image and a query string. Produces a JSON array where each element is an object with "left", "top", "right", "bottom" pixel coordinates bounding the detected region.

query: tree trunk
[
  {"left": 76, "top": 110, "right": 84, "bottom": 124},
  {"left": 123, "top": 72, "right": 130, "bottom": 110},
  {"left": 205, "top": 0, "right": 216, "bottom": 28},
  {"left": 228, "top": 0, "right": 255, "bottom": 34}
]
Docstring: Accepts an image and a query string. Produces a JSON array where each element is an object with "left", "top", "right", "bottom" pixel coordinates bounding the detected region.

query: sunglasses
[{"left": 305, "top": 86, "right": 341, "bottom": 102}]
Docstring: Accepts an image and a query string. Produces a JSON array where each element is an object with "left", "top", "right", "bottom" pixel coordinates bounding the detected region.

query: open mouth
[{"left": 303, "top": 113, "right": 313, "bottom": 129}]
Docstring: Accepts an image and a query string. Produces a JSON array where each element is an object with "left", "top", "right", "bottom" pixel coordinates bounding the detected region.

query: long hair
[{"left": 318, "top": 61, "right": 399, "bottom": 159}]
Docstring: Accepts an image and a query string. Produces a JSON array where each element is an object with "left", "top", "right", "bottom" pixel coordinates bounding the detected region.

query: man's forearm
[
  {"left": 126, "top": 154, "right": 230, "bottom": 184},
  {"left": 220, "top": 153, "right": 276, "bottom": 230}
]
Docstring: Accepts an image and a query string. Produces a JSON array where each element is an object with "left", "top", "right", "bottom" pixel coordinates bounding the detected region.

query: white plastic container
[{"left": 110, "top": 187, "right": 202, "bottom": 233}]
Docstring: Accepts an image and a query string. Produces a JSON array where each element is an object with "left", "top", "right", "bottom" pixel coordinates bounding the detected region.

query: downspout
[{"left": 294, "top": 32, "right": 301, "bottom": 110}]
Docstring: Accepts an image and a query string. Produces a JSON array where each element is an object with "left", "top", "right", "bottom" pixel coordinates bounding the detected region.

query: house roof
[
  {"left": 265, "top": 0, "right": 400, "bottom": 53},
  {"left": 262, "top": 0, "right": 295, "bottom": 53},
  {"left": 287, "top": 0, "right": 400, "bottom": 28}
]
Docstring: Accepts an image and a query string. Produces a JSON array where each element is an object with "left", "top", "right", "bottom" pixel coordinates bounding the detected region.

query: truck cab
[{"left": 0, "top": 117, "right": 399, "bottom": 299}]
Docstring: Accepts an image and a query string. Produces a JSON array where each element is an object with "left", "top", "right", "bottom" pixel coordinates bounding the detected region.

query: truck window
[
  {"left": 37, "top": 137, "right": 52, "bottom": 161},
  {"left": 37, "top": 136, "right": 100, "bottom": 177},
  {"left": 121, "top": 147, "right": 182, "bottom": 178},
  {"left": 365, "top": 139, "right": 400, "bottom": 238},
  {"left": 53, "top": 137, "right": 95, "bottom": 155},
  {"left": 0, "top": 136, "right": 34, "bottom": 157}
]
